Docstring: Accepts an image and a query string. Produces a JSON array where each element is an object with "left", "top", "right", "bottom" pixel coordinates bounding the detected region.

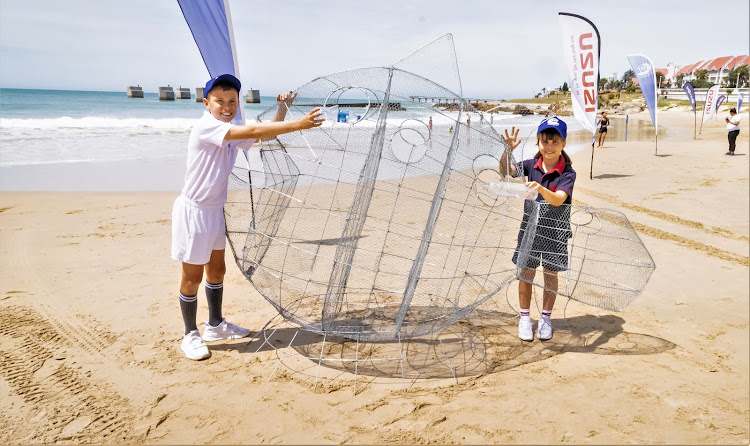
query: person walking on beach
[
  {"left": 499, "top": 117, "right": 576, "bottom": 341},
  {"left": 429, "top": 116, "right": 433, "bottom": 134},
  {"left": 596, "top": 112, "right": 609, "bottom": 147},
  {"left": 725, "top": 108, "right": 741, "bottom": 156},
  {"left": 172, "top": 74, "right": 323, "bottom": 360}
]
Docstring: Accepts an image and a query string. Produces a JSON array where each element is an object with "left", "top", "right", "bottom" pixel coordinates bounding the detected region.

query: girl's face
[{"left": 537, "top": 133, "right": 566, "bottom": 163}]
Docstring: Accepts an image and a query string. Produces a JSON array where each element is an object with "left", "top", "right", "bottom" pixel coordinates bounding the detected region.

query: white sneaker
[
  {"left": 181, "top": 330, "right": 210, "bottom": 360},
  {"left": 202, "top": 318, "right": 251, "bottom": 342},
  {"left": 518, "top": 316, "right": 534, "bottom": 341},
  {"left": 537, "top": 317, "right": 553, "bottom": 340}
]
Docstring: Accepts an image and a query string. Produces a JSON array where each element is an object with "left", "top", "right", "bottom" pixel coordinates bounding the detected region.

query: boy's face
[
  {"left": 203, "top": 88, "right": 239, "bottom": 123},
  {"left": 537, "top": 133, "right": 566, "bottom": 163}
]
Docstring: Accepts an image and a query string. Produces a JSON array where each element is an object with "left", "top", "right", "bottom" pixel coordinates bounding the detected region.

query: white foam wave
[{"left": 0, "top": 116, "right": 197, "bottom": 130}]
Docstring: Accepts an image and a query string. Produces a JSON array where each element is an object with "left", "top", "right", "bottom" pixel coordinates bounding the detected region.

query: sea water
[{"left": 0, "top": 88, "right": 587, "bottom": 191}]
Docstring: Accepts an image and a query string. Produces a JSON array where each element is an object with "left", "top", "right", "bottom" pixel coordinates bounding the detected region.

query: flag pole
[{"left": 590, "top": 132, "right": 596, "bottom": 179}]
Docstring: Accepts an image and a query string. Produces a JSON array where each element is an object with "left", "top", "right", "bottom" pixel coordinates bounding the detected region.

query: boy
[
  {"left": 499, "top": 117, "right": 576, "bottom": 341},
  {"left": 172, "top": 74, "right": 323, "bottom": 360}
]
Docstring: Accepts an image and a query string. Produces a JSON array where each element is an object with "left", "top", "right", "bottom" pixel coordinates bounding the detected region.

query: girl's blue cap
[
  {"left": 204, "top": 74, "right": 241, "bottom": 99},
  {"left": 537, "top": 116, "right": 567, "bottom": 139}
]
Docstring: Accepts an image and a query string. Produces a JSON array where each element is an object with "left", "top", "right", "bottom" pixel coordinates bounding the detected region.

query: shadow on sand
[{"left": 213, "top": 307, "right": 675, "bottom": 385}]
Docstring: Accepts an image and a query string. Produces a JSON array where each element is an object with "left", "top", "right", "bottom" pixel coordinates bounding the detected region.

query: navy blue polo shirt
[{"left": 517, "top": 156, "right": 576, "bottom": 204}]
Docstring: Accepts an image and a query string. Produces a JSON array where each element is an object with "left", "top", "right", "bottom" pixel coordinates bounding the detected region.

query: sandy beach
[{"left": 0, "top": 108, "right": 747, "bottom": 444}]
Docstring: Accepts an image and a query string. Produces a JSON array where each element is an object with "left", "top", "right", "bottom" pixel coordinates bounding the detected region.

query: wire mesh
[{"left": 224, "top": 34, "right": 655, "bottom": 343}]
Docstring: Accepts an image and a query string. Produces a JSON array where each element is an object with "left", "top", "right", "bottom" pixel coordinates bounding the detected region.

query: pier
[
  {"left": 175, "top": 87, "right": 191, "bottom": 99},
  {"left": 410, "top": 96, "right": 498, "bottom": 106},
  {"left": 312, "top": 102, "right": 405, "bottom": 111},
  {"left": 246, "top": 89, "right": 261, "bottom": 103},
  {"left": 126, "top": 86, "right": 143, "bottom": 98},
  {"left": 158, "top": 87, "right": 175, "bottom": 101}
]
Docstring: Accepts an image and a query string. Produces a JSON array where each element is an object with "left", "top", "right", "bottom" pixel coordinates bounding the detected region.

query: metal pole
[
  {"left": 589, "top": 132, "right": 596, "bottom": 180},
  {"left": 693, "top": 110, "right": 698, "bottom": 139}
]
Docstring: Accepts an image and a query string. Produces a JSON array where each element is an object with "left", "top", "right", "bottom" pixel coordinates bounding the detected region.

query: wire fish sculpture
[{"left": 224, "top": 34, "right": 655, "bottom": 342}]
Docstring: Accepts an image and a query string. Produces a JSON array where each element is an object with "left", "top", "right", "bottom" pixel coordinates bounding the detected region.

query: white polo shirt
[
  {"left": 181, "top": 111, "right": 255, "bottom": 207},
  {"left": 727, "top": 114, "right": 741, "bottom": 132}
]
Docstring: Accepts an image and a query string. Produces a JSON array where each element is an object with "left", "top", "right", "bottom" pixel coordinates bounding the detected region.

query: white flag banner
[
  {"left": 702, "top": 85, "right": 721, "bottom": 123},
  {"left": 559, "top": 12, "right": 600, "bottom": 134}
]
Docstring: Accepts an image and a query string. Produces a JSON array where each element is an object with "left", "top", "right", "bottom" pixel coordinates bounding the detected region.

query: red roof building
[{"left": 673, "top": 55, "right": 749, "bottom": 86}]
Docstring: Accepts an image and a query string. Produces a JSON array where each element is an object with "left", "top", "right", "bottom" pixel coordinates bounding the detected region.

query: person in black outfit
[
  {"left": 725, "top": 108, "right": 741, "bottom": 156},
  {"left": 596, "top": 112, "right": 609, "bottom": 147}
]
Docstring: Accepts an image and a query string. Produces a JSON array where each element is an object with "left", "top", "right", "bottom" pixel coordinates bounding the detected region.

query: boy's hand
[
  {"left": 298, "top": 107, "right": 324, "bottom": 130},
  {"left": 502, "top": 127, "right": 521, "bottom": 150},
  {"left": 277, "top": 91, "right": 297, "bottom": 110}
]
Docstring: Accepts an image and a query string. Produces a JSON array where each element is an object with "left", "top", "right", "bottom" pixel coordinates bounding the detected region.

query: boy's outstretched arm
[{"left": 225, "top": 108, "right": 323, "bottom": 141}]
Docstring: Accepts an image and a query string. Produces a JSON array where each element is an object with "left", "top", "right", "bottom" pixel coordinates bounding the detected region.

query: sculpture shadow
[
  {"left": 593, "top": 174, "right": 633, "bottom": 179},
  {"left": 221, "top": 310, "right": 675, "bottom": 384}
]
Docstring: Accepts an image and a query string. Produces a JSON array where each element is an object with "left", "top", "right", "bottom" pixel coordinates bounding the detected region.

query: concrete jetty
[
  {"left": 126, "top": 86, "right": 143, "bottom": 98},
  {"left": 246, "top": 89, "right": 260, "bottom": 103},
  {"left": 195, "top": 88, "right": 204, "bottom": 102},
  {"left": 176, "top": 87, "right": 191, "bottom": 99},
  {"left": 158, "top": 87, "right": 175, "bottom": 100}
]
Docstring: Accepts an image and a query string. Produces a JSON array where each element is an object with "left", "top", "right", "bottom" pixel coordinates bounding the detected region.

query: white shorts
[{"left": 171, "top": 195, "right": 226, "bottom": 265}]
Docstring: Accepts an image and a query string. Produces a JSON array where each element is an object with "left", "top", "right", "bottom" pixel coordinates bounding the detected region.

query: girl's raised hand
[
  {"left": 277, "top": 91, "right": 297, "bottom": 109},
  {"left": 502, "top": 127, "right": 522, "bottom": 150}
]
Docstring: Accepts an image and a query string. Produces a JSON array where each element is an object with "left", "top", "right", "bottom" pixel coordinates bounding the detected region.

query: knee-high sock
[
  {"left": 206, "top": 282, "right": 224, "bottom": 327},
  {"left": 179, "top": 292, "right": 198, "bottom": 335}
]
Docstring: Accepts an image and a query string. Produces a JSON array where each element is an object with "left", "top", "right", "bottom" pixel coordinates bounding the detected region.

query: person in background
[
  {"left": 725, "top": 108, "right": 740, "bottom": 156},
  {"left": 596, "top": 112, "right": 609, "bottom": 147}
]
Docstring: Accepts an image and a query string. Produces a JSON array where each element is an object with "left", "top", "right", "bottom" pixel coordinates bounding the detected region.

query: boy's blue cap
[
  {"left": 203, "top": 74, "right": 241, "bottom": 99},
  {"left": 537, "top": 116, "right": 567, "bottom": 139}
]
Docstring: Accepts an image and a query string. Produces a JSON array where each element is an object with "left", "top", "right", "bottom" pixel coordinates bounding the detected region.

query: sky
[{"left": 1, "top": 0, "right": 748, "bottom": 100}]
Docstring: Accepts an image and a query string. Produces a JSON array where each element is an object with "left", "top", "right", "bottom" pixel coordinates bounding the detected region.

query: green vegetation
[
  {"left": 726, "top": 66, "right": 748, "bottom": 87},
  {"left": 508, "top": 91, "right": 571, "bottom": 104}
]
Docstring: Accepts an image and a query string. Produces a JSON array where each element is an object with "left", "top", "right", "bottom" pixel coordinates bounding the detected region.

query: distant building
[{"left": 674, "top": 55, "right": 749, "bottom": 86}]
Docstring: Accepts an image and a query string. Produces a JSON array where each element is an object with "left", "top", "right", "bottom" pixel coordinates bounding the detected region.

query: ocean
[{"left": 0, "top": 88, "right": 586, "bottom": 191}]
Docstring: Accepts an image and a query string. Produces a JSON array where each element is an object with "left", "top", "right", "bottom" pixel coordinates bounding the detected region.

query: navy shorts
[{"left": 512, "top": 206, "right": 571, "bottom": 272}]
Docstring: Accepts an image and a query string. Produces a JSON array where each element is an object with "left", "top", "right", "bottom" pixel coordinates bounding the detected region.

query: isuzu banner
[
  {"left": 738, "top": 93, "right": 744, "bottom": 114},
  {"left": 627, "top": 54, "right": 658, "bottom": 135},
  {"left": 683, "top": 82, "right": 696, "bottom": 112},
  {"left": 177, "top": 0, "right": 244, "bottom": 125},
  {"left": 559, "top": 13, "right": 600, "bottom": 134},
  {"left": 701, "top": 85, "right": 721, "bottom": 123}
]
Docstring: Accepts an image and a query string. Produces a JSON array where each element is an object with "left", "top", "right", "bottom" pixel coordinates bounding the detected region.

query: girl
[{"left": 499, "top": 117, "right": 576, "bottom": 341}]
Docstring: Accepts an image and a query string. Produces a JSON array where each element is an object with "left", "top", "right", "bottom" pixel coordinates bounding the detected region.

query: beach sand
[{"left": 0, "top": 108, "right": 747, "bottom": 444}]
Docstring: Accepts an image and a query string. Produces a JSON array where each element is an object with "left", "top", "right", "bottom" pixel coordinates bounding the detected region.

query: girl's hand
[
  {"left": 502, "top": 127, "right": 521, "bottom": 150},
  {"left": 277, "top": 91, "right": 297, "bottom": 109},
  {"left": 525, "top": 181, "right": 541, "bottom": 192}
]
